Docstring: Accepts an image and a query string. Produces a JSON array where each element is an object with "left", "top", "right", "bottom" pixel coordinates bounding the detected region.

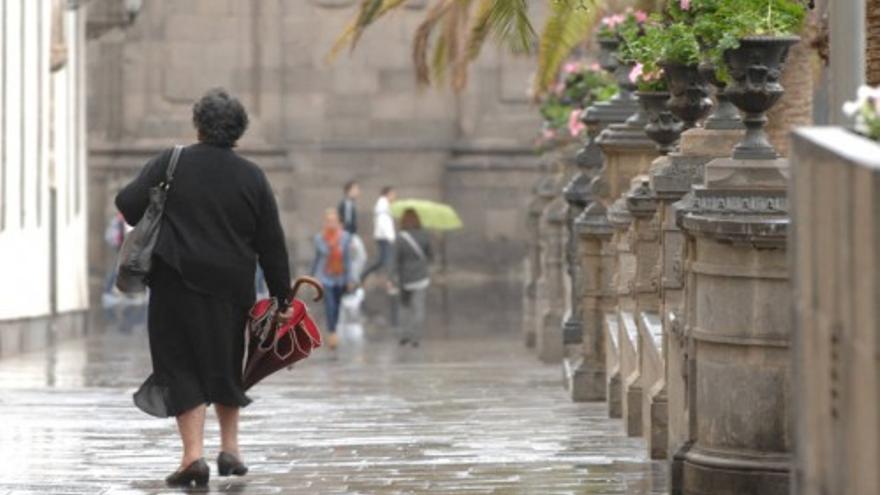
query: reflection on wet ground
[{"left": 0, "top": 330, "right": 666, "bottom": 494}]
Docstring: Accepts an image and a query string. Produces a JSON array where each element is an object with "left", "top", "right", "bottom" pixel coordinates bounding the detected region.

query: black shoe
[
  {"left": 217, "top": 452, "right": 249, "bottom": 477},
  {"left": 166, "top": 458, "right": 209, "bottom": 487},
  {"left": 410, "top": 341, "right": 420, "bottom": 348},
  {"left": 399, "top": 338, "right": 410, "bottom": 346}
]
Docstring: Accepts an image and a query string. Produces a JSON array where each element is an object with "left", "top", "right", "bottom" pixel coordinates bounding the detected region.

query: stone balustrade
[
  {"left": 790, "top": 127, "right": 880, "bottom": 495},
  {"left": 524, "top": 35, "right": 862, "bottom": 495}
]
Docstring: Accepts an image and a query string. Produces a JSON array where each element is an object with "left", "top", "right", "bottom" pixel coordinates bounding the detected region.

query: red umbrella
[{"left": 242, "top": 276, "right": 324, "bottom": 391}]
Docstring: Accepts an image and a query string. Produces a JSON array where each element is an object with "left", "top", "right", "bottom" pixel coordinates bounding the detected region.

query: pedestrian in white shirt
[{"left": 361, "top": 186, "right": 397, "bottom": 282}]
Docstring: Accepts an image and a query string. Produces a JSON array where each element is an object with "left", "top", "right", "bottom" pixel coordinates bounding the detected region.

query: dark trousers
[
  {"left": 361, "top": 239, "right": 393, "bottom": 282},
  {"left": 323, "top": 284, "right": 346, "bottom": 333}
]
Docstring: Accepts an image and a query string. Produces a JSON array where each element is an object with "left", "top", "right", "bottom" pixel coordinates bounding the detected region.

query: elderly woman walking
[
  {"left": 389, "top": 209, "right": 433, "bottom": 347},
  {"left": 116, "top": 89, "right": 291, "bottom": 487}
]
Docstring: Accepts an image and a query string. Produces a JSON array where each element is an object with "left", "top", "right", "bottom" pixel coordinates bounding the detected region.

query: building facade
[
  {"left": 86, "top": 0, "right": 542, "bottom": 335},
  {"left": 0, "top": 0, "right": 89, "bottom": 356}
]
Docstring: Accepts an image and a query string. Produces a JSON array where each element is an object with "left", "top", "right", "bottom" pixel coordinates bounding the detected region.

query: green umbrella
[{"left": 390, "top": 199, "right": 463, "bottom": 231}]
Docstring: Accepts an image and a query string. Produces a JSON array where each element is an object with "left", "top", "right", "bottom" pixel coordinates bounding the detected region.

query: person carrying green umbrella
[{"left": 387, "top": 199, "right": 462, "bottom": 347}]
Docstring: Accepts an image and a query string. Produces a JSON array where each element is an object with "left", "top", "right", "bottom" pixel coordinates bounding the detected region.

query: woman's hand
[{"left": 277, "top": 305, "right": 294, "bottom": 322}]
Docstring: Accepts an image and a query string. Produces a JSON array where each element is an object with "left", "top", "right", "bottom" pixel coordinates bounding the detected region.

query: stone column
[
  {"left": 564, "top": 110, "right": 631, "bottom": 401},
  {"left": 535, "top": 146, "right": 578, "bottom": 364},
  {"left": 560, "top": 148, "right": 594, "bottom": 354},
  {"left": 676, "top": 37, "right": 802, "bottom": 494},
  {"left": 625, "top": 179, "right": 664, "bottom": 457},
  {"left": 523, "top": 158, "right": 555, "bottom": 350},
  {"left": 597, "top": 101, "right": 658, "bottom": 434},
  {"left": 655, "top": 128, "right": 743, "bottom": 480}
]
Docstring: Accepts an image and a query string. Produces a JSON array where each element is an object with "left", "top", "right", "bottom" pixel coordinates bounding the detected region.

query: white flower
[{"left": 842, "top": 100, "right": 861, "bottom": 117}]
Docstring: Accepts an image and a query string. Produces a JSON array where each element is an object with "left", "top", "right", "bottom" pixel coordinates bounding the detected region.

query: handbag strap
[
  {"left": 400, "top": 231, "right": 426, "bottom": 261},
  {"left": 162, "top": 145, "right": 184, "bottom": 188}
]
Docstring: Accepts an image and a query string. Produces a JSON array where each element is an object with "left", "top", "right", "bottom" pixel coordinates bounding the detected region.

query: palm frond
[
  {"left": 485, "top": 0, "right": 535, "bottom": 53},
  {"left": 413, "top": 0, "right": 456, "bottom": 86},
  {"left": 327, "top": 0, "right": 411, "bottom": 61},
  {"left": 535, "top": 0, "right": 600, "bottom": 95}
]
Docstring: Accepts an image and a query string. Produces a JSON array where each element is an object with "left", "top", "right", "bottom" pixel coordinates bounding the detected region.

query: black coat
[
  {"left": 337, "top": 197, "right": 357, "bottom": 234},
  {"left": 116, "top": 143, "right": 291, "bottom": 306}
]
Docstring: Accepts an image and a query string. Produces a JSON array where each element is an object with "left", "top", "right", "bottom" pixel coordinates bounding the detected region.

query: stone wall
[
  {"left": 868, "top": 0, "right": 880, "bottom": 85},
  {"left": 86, "top": 0, "right": 541, "bottom": 334}
]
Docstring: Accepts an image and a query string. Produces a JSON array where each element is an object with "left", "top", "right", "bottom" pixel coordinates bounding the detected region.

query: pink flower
[
  {"left": 602, "top": 14, "right": 625, "bottom": 28},
  {"left": 568, "top": 109, "right": 586, "bottom": 137},
  {"left": 542, "top": 128, "right": 557, "bottom": 140},
  {"left": 634, "top": 10, "right": 648, "bottom": 23},
  {"left": 590, "top": 62, "right": 601, "bottom": 71},
  {"left": 680, "top": 0, "right": 691, "bottom": 10},
  {"left": 563, "top": 62, "right": 581, "bottom": 74},
  {"left": 629, "top": 63, "right": 644, "bottom": 84},
  {"left": 553, "top": 81, "right": 566, "bottom": 96}
]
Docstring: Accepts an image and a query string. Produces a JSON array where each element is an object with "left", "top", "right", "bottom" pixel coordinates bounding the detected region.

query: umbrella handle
[{"left": 290, "top": 276, "right": 324, "bottom": 302}]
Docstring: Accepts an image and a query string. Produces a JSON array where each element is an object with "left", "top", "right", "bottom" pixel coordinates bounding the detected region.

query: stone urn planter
[
  {"left": 698, "top": 61, "right": 743, "bottom": 130},
  {"left": 598, "top": 35, "right": 621, "bottom": 73},
  {"left": 662, "top": 63, "right": 713, "bottom": 130},
  {"left": 598, "top": 35, "right": 636, "bottom": 103},
  {"left": 723, "top": 35, "right": 801, "bottom": 159},
  {"left": 638, "top": 91, "right": 683, "bottom": 155}
]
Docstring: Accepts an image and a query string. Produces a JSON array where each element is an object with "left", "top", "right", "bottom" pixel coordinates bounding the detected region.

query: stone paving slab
[{"left": 0, "top": 331, "right": 666, "bottom": 494}]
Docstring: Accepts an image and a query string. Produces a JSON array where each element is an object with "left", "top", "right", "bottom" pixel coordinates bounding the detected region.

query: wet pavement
[{"left": 0, "top": 329, "right": 666, "bottom": 494}]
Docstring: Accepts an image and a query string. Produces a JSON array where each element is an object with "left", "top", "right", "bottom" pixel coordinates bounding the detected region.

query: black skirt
[{"left": 134, "top": 258, "right": 252, "bottom": 418}]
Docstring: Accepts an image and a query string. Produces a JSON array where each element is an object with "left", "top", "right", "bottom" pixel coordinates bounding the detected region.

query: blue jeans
[
  {"left": 323, "top": 284, "right": 346, "bottom": 333},
  {"left": 360, "top": 239, "right": 392, "bottom": 283}
]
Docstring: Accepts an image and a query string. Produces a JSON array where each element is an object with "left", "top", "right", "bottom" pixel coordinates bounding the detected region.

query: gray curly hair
[{"left": 192, "top": 88, "right": 248, "bottom": 148}]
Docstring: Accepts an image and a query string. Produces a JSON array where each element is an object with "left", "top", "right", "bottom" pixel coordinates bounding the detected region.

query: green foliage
[
  {"left": 539, "top": 63, "right": 617, "bottom": 132},
  {"left": 540, "top": 95, "right": 573, "bottom": 130},
  {"left": 619, "top": 18, "right": 668, "bottom": 91},
  {"left": 535, "top": 0, "right": 599, "bottom": 94},
  {"left": 666, "top": 0, "right": 807, "bottom": 80},
  {"left": 596, "top": 8, "right": 648, "bottom": 40}
]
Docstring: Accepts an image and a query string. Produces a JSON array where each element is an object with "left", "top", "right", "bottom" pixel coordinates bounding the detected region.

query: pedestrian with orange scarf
[{"left": 311, "top": 209, "right": 356, "bottom": 350}]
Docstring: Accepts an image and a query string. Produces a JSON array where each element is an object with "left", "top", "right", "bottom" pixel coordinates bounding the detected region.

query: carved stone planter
[
  {"left": 698, "top": 61, "right": 743, "bottom": 130},
  {"left": 663, "top": 63, "right": 713, "bottom": 130},
  {"left": 675, "top": 34, "right": 802, "bottom": 495},
  {"left": 723, "top": 36, "right": 800, "bottom": 159},
  {"left": 638, "top": 91, "right": 683, "bottom": 155}
]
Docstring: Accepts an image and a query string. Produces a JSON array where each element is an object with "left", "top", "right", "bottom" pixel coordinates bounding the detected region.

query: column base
[
  {"left": 624, "top": 375, "right": 643, "bottom": 437},
  {"left": 646, "top": 382, "right": 668, "bottom": 460},
  {"left": 563, "top": 356, "right": 607, "bottom": 402},
  {"left": 683, "top": 447, "right": 790, "bottom": 495},
  {"left": 536, "top": 310, "right": 565, "bottom": 363}
]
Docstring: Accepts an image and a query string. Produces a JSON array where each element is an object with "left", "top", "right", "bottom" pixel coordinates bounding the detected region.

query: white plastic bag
[{"left": 338, "top": 287, "right": 365, "bottom": 343}]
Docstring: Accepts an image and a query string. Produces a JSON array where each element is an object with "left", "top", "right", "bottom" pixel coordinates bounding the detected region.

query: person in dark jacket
[
  {"left": 115, "top": 88, "right": 291, "bottom": 487},
  {"left": 389, "top": 209, "right": 433, "bottom": 347},
  {"left": 337, "top": 180, "right": 359, "bottom": 234}
]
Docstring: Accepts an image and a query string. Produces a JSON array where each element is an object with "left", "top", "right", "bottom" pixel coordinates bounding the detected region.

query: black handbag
[{"left": 115, "top": 145, "right": 183, "bottom": 293}]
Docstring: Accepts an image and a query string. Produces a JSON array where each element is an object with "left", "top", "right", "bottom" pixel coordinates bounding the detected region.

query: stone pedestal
[
  {"left": 626, "top": 178, "right": 665, "bottom": 457},
  {"left": 574, "top": 201, "right": 616, "bottom": 406},
  {"left": 654, "top": 129, "right": 743, "bottom": 474},
  {"left": 564, "top": 108, "right": 626, "bottom": 401},
  {"left": 536, "top": 195, "right": 567, "bottom": 364},
  {"left": 536, "top": 145, "right": 580, "bottom": 364},
  {"left": 678, "top": 156, "right": 792, "bottom": 495},
  {"left": 597, "top": 112, "right": 657, "bottom": 432},
  {"left": 523, "top": 165, "right": 555, "bottom": 349},
  {"left": 533, "top": 164, "right": 564, "bottom": 360}
]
